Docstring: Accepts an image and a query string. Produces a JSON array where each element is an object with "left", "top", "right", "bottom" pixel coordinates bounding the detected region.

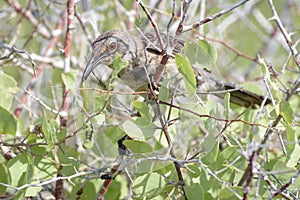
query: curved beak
[{"left": 82, "top": 53, "right": 105, "bottom": 82}]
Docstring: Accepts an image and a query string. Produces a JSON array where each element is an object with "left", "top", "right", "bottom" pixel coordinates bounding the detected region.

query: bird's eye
[{"left": 108, "top": 42, "right": 117, "bottom": 51}]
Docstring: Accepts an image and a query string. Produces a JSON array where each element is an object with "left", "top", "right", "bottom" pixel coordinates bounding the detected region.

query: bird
[{"left": 82, "top": 30, "right": 270, "bottom": 108}]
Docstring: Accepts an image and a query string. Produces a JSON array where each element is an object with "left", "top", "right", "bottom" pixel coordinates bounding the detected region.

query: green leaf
[
  {"left": 94, "top": 93, "right": 108, "bottom": 112},
  {"left": 280, "top": 100, "right": 293, "bottom": 124},
  {"left": 26, "top": 153, "right": 34, "bottom": 182},
  {"left": 42, "top": 111, "right": 58, "bottom": 149},
  {"left": 61, "top": 70, "right": 77, "bottom": 93},
  {"left": 123, "top": 140, "right": 153, "bottom": 153},
  {"left": 24, "top": 186, "right": 42, "bottom": 197},
  {"left": 73, "top": 181, "right": 97, "bottom": 200},
  {"left": 0, "top": 73, "right": 18, "bottom": 109},
  {"left": 123, "top": 140, "right": 153, "bottom": 154},
  {"left": 57, "top": 148, "right": 80, "bottom": 176},
  {"left": 224, "top": 92, "right": 230, "bottom": 119},
  {"left": 7, "top": 153, "right": 28, "bottom": 186},
  {"left": 175, "top": 54, "right": 196, "bottom": 97},
  {"left": 133, "top": 173, "right": 165, "bottom": 198},
  {"left": 258, "top": 55, "right": 270, "bottom": 79},
  {"left": 268, "top": 159, "right": 300, "bottom": 190},
  {"left": 112, "top": 54, "right": 129, "bottom": 79},
  {"left": 0, "top": 106, "right": 17, "bottom": 136},
  {"left": 133, "top": 101, "right": 152, "bottom": 127},
  {"left": 104, "top": 180, "right": 121, "bottom": 200},
  {"left": 202, "top": 134, "right": 219, "bottom": 165},
  {"left": 186, "top": 164, "right": 201, "bottom": 178},
  {"left": 184, "top": 40, "right": 217, "bottom": 66},
  {"left": 180, "top": 102, "right": 207, "bottom": 121},
  {"left": 185, "top": 183, "right": 204, "bottom": 200},
  {"left": 285, "top": 123, "right": 300, "bottom": 168},
  {"left": 121, "top": 120, "right": 145, "bottom": 140},
  {"left": 0, "top": 163, "right": 8, "bottom": 194},
  {"left": 219, "top": 186, "right": 243, "bottom": 200},
  {"left": 158, "top": 78, "right": 170, "bottom": 102}
]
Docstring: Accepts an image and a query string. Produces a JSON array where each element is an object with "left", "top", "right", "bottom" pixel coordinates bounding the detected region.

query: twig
[
  {"left": 239, "top": 0, "right": 300, "bottom": 187},
  {"left": 79, "top": 87, "right": 148, "bottom": 95},
  {"left": 268, "top": 0, "right": 300, "bottom": 69},
  {"left": 13, "top": 12, "right": 66, "bottom": 118},
  {"left": 5, "top": 0, "right": 50, "bottom": 38},
  {"left": 270, "top": 169, "right": 300, "bottom": 199},
  {"left": 136, "top": 1, "right": 172, "bottom": 85},
  {"left": 0, "top": 42, "right": 36, "bottom": 68},
  {"left": 183, "top": 0, "right": 250, "bottom": 32},
  {"left": 175, "top": 0, "right": 192, "bottom": 36},
  {"left": 0, "top": 168, "right": 105, "bottom": 191},
  {"left": 137, "top": 0, "right": 164, "bottom": 51},
  {"left": 24, "top": 90, "right": 65, "bottom": 117},
  {"left": 159, "top": 100, "right": 273, "bottom": 130},
  {"left": 243, "top": 150, "right": 256, "bottom": 200},
  {"left": 148, "top": 84, "right": 188, "bottom": 199}
]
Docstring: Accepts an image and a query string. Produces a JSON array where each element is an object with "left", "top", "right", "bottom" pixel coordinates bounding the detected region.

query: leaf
[
  {"left": 104, "top": 181, "right": 121, "bottom": 200},
  {"left": 268, "top": 159, "right": 300, "bottom": 190},
  {"left": 24, "top": 186, "right": 42, "bottom": 197},
  {"left": 0, "top": 163, "right": 8, "bottom": 194},
  {"left": 133, "top": 101, "right": 152, "bottom": 127},
  {"left": 122, "top": 120, "right": 145, "bottom": 140},
  {"left": 7, "top": 153, "right": 28, "bottom": 186},
  {"left": 26, "top": 153, "right": 34, "bottom": 183},
  {"left": 123, "top": 140, "right": 153, "bottom": 154},
  {"left": 175, "top": 54, "right": 196, "bottom": 96},
  {"left": 219, "top": 186, "right": 243, "bottom": 200},
  {"left": 0, "top": 106, "right": 17, "bottom": 136},
  {"left": 285, "top": 123, "right": 300, "bottom": 168},
  {"left": 42, "top": 111, "right": 58, "bottom": 149},
  {"left": 185, "top": 183, "right": 204, "bottom": 200},
  {"left": 0, "top": 73, "right": 18, "bottom": 109},
  {"left": 258, "top": 55, "right": 270, "bottom": 79},
  {"left": 184, "top": 40, "right": 217, "bottom": 66},
  {"left": 158, "top": 78, "right": 170, "bottom": 102},
  {"left": 224, "top": 92, "right": 230, "bottom": 119},
  {"left": 280, "top": 100, "right": 293, "bottom": 124},
  {"left": 112, "top": 54, "right": 128, "bottom": 79},
  {"left": 180, "top": 102, "right": 207, "bottom": 121},
  {"left": 61, "top": 70, "right": 77, "bottom": 93},
  {"left": 202, "top": 134, "right": 219, "bottom": 165},
  {"left": 186, "top": 164, "right": 201, "bottom": 178},
  {"left": 133, "top": 173, "right": 165, "bottom": 198}
]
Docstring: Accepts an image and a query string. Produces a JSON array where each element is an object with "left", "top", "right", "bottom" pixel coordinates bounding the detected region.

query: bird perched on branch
[{"left": 82, "top": 30, "right": 270, "bottom": 108}]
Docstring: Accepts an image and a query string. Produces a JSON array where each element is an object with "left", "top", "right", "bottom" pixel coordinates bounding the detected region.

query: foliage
[{"left": 0, "top": 0, "right": 300, "bottom": 199}]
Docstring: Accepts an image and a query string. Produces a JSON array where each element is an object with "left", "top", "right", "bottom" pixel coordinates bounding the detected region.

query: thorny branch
[{"left": 238, "top": 1, "right": 300, "bottom": 198}]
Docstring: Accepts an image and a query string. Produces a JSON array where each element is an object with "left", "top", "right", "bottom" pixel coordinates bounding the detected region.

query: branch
[
  {"left": 5, "top": 0, "right": 50, "bottom": 38},
  {"left": 183, "top": 0, "right": 250, "bottom": 32},
  {"left": 268, "top": 0, "right": 300, "bottom": 69}
]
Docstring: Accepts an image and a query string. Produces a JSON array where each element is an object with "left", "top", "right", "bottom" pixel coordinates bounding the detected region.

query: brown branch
[
  {"left": 148, "top": 85, "right": 188, "bottom": 200},
  {"left": 60, "top": 0, "right": 75, "bottom": 127},
  {"left": 137, "top": 1, "right": 169, "bottom": 84},
  {"left": 242, "top": 151, "right": 256, "bottom": 200},
  {"left": 5, "top": 0, "right": 51, "bottom": 38},
  {"left": 159, "top": 101, "right": 273, "bottom": 130},
  {"left": 137, "top": 0, "right": 164, "bottom": 51},
  {"left": 13, "top": 12, "right": 66, "bottom": 118}
]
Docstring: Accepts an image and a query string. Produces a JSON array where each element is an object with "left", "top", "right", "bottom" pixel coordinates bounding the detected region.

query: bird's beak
[{"left": 82, "top": 53, "right": 106, "bottom": 82}]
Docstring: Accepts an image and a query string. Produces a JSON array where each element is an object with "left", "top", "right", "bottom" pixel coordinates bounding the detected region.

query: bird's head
[{"left": 82, "top": 30, "right": 131, "bottom": 82}]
